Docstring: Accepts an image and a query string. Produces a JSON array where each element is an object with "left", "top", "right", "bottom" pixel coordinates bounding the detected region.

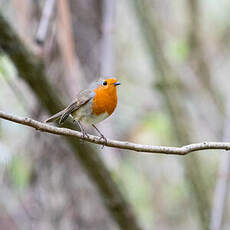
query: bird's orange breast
[{"left": 92, "top": 86, "right": 118, "bottom": 116}]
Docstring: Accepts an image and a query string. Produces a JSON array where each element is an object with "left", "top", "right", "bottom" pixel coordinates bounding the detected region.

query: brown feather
[
  {"left": 44, "top": 110, "right": 65, "bottom": 123},
  {"left": 59, "top": 89, "right": 93, "bottom": 124}
]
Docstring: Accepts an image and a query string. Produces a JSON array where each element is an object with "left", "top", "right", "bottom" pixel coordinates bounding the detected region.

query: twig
[{"left": 1, "top": 110, "right": 230, "bottom": 155}]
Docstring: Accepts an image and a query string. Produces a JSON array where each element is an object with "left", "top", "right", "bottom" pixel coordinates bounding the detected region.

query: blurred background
[{"left": 0, "top": 0, "right": 230, "bottom": 230}]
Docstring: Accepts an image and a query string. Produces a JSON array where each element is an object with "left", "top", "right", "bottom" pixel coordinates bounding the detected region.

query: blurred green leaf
[
  {"left": 9, "top": 155, "right": 31, "bottom": 190},
  {"left": 143, "top": 112, "right": 171, "bottom": 134},
  {"left": 141, "top": 112, "right": 174, "bottom": 145},
  {"left": 0, "top": 55, "right": 16, "bottom": 79},
  {"left": 113, "top": 163, "right": 154, "bottom": 228},
  {"left": 167, "top": 40, "right": 189, "bottom": 62}
]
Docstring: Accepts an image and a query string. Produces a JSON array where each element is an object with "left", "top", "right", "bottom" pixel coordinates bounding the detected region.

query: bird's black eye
[{"left": 103, "top": 81, "right": 107, "bottom": 86}]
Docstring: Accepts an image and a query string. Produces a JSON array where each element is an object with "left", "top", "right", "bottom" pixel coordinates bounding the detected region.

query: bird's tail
[{"left": 44, "top": 110, "right": 65, "bottom": 123}]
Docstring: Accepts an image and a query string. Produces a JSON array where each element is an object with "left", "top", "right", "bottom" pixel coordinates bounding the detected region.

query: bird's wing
[
  {"left": 45, "top": 109, "right": 65, "bottom": 123},
  {"left": 59, "top": 89, "right": 94, "bottom": 124}
]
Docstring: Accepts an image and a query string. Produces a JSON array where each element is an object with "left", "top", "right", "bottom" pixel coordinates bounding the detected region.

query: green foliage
[
  {"left": 163, "top": 182, "right": 189, "bottom": 220},
  {"left": 0, "top": 55, "right": 16, "bottom": 79},
  {"left": 167, "top": 40, "right": 189, "bottom": 63},
  {"left": 141, "top": 112, "right": 174, "bottom": 145},
  {"left": 113, "top": 163, "right": 154, "bottom": 228},
  {"left": 8, "top": 155, "right": 31, "bottom": 190}
]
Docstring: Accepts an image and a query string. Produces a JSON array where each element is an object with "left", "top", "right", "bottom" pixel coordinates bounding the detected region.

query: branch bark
[{"left": 1, "top": 110, "right": 230, "bottom": 156}]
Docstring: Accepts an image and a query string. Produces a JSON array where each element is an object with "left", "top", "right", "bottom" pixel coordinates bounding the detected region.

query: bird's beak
[{"left": 114, "top": 82, "right": 121, "bottom": 86}]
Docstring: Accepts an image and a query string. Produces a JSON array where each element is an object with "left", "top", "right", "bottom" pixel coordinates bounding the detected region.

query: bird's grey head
[{"left": 89, "top": 78, "right": 120, "bottom": 89}]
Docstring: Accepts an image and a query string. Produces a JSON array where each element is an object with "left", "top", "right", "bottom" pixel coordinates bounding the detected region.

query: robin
[{"left": 45, "top": 78, "right": 120, "bottom": 142}]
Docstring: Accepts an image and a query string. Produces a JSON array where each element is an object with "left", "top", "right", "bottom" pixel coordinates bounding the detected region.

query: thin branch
[{"left": 1, "top": 110, "right": 230, "bottom": 155}]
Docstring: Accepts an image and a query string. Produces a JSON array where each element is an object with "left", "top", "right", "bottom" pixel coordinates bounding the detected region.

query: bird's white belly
[{"left": 71, "top": 102, "right": 109, "bottom": 125}]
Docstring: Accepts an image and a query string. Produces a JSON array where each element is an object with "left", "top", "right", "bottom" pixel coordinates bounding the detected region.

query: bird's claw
[
  {"left": 80, "top": 130, "right": 89, "bottom": 144},
  {"left": 82, "top": 131, "right": 89, "bottom": 143},
  {"left": 99, "top": 135, "right": 107, "bottom": 149},
  {"left": 83, "top": 131, "right": 89, "bottom": 139},
  {"left": 73, "top": 119, "right": 89, "bottom": 144}
]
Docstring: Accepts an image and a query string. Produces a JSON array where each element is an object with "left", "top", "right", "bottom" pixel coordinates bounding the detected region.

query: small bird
[{"left": 45, "top": 78, "right": 120, "bottom": 141}]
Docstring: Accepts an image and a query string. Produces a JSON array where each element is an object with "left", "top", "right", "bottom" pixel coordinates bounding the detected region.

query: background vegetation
[{"left": 1, "top": 0, "right": 230, "bottom": 230}]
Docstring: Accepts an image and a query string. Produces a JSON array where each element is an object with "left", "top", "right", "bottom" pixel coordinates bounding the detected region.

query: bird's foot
[
  {"left": 79, "top": 125, "right": 89, "bottom": 144},
  {"left": 79, "top": 130, "right": 89, "bottom": 144},
  {"left": 82, "top": 130, "right": 89, "bottom": 139},
  {"left": 91, "top": 124, "right": 107, "bottom": 149},
  {"left": 73, "top": 120, "right": 89, "bottom": 144},
  {"left": 98, "top": 134, "right": 107, "bottom": 149}
]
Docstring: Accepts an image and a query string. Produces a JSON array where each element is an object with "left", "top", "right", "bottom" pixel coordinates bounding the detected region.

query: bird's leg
[
  {"left": 74, "top": 120, "right": 89, "bottom": 140},
  {"left": 92, "top": 124, "right": 107, "bottom": 148}
]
